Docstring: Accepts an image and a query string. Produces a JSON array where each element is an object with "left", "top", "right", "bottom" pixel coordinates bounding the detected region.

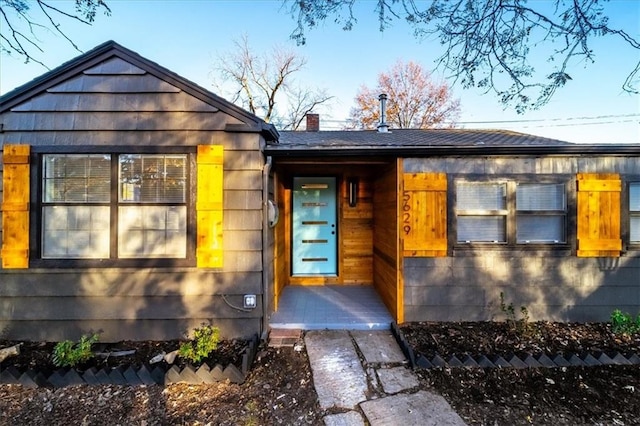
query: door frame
[
  {"left": 286, "top": 174, "right": 341, "bottom": 285},
  {"left": 271, "top": 159, "right": 402, "bottom": 321}
]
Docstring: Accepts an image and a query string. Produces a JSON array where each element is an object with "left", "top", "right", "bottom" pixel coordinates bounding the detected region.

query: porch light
[
  {"left": 243, "top": 294, "right": 257, "bottom": 309},
  {"left": 348, "top": 178, "right": 359, "bottom": 207}
]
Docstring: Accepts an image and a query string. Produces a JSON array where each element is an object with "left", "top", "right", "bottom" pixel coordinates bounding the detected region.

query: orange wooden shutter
[
  {"left": 196, "top": 145, "right": 224, "bottom": 268},
  {"left": 1, "top": 144, "right": 30, "bottom": 268},
  {"left": 576, "top": 173, "right": 622, "bottom": 257},
  {"left": 402, "top": 172, "right": 447, "bottom": 257}
]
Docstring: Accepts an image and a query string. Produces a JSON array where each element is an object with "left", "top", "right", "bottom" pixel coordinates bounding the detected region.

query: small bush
[
  {"left": 499, "top": 292, "right": 531, "bottom": 337},
  {"left": 52, "top": 333, "right": 99, "bottom": 367},
  {"left": 610, "top": 309, "right": 640, "bottom": 335},
  {"left": 178, "top": 324, "right": 220, "bottom": 363}
]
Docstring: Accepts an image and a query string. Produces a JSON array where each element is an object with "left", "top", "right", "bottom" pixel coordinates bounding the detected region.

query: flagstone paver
[
  {"left": 360, "top": 390, "right": 467, "bottom": 426},
  {"left": 305, "top": 330, "right": 368, "bottom": 410},
  {"left": 351, "top": 330, "right": 406, "bottom": 364}
]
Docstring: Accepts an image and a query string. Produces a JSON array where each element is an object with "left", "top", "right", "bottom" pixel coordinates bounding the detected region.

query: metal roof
[{"left": 266, "top": 129, "right": 639, "bottom": 156}]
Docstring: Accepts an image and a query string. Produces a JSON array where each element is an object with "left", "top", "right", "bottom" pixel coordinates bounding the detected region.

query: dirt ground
[
  {"left": 1, "top": 321, "right": 639, "bottom": 425},
  {"left": 403, "top": 322, "right": 640, "bottom": 425}
]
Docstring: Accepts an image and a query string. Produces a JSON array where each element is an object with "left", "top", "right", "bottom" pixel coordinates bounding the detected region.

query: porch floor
[{"left": 269, "top": 285, "right": 393, "bottom": 330}]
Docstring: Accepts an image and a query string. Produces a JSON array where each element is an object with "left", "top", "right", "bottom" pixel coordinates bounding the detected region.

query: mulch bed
[
  {"left": 400, "top": 321, "right": 640, "bottom": 425},
  {"left": 399, "top": 321, "right": 640, "bottom": 358},
  {"left": 0, "top": 337, "right": 258, "bottom": 386},
  {"left": 1, "top": 321, "right": 640, "bottom": 425}
]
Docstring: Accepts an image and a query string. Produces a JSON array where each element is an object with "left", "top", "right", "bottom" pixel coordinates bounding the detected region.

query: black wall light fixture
[{"left": 348, "top": 178, "right": 359, "bottom": 207}]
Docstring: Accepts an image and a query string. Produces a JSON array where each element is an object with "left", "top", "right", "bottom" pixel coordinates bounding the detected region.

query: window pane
[
  {"left": 517, "top": 183, "right": 565, "bottom": 211},
  {"left": 517, "top": 215, "right": 565, "bottom": 243},
  {"left": 43, "top": 155, "right": 111, "bottom": 203},
  {"left": 631, "top": 217, "right": 640, "bottom": 242},
  {"left": 118, "top": 206, "right": 186, "bottom": 257},
  {"left": 631, "top": 183, "right": 640, "bottom": 212},
  {"left": 42, "top": 206, "right": 110, "bottom": 258},
  {"left": 457, "top": 183, "right": 506, "bottom": 210},
  {"left": 457, "top": 216, "right": 506, "bottom": 242},
  {"left": 119, "top": 154, "right": 186, "bottom": 203}
]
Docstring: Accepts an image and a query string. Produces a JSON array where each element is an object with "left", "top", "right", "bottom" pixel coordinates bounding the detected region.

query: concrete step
[{"left": 268, "top": 328, "right": 303, "bottom": 347}]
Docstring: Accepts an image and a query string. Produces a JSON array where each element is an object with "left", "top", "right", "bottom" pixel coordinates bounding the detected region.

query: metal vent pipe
[{"left": 377, "top": 93, "right": 389, "bottom": 133}]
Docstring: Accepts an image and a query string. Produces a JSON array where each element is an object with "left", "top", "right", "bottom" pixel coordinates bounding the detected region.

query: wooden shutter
[
  {"left": 1, "top": 144, "right": 30, "bottom": 268},
  {"left": 402, "top": 172, "right": 447, "bottom": 257},
  {"left": 196, "top": 145, "right": 224, "bottom": 268},
  {"left": 576, "top": 173, "right": 622, "bottom": 257}
]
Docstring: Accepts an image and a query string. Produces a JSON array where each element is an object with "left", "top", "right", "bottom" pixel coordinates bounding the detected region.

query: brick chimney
[{"left": 306, "top": 113, "right": 320, "bottom": 132}]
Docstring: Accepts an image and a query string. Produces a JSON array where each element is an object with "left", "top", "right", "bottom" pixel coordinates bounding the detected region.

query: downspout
[{"left": 261, "top": 156, "right": 273, "bottom": 340}]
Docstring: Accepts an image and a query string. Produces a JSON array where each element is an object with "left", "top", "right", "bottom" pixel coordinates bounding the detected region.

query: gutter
[
  {"left": 261, "top": 156, "right": 273, "bottom": 340},
  {"left": 264, "top": 144, "right": 640, "bottom": 158}
]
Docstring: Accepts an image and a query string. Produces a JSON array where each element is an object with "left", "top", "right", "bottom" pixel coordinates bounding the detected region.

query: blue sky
[{"left": 1, "top": 0, "right": 638, "bottom": 144}]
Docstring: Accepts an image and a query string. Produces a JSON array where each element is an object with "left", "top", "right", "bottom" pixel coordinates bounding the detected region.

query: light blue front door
[{"left": 292, "top": 177, "right": 337, "bottom": 275}]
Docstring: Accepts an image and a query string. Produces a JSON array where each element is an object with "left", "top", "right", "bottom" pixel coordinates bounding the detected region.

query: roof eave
[{"left": 264, "top": 144, "right": 640, "bottom": 157}]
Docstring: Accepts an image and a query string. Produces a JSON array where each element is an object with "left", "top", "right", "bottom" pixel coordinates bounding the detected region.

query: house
[
  {"left": 1, "top": 41, "right": 639, "bottom": 342},
  {"left": 0, "top": 41, "right": 278, "bottom": 341},
  {"left": 270, "top": 122, "right": 640, "bottom": 323}
]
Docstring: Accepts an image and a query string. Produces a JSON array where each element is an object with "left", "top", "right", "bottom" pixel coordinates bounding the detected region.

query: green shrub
[
  {"left": 499, "top": 292, "right": 531, "bottom": 337},
  {"left": 178, "top": 324, "right": 220, "bottom": 363},
  {"left": 52, "top": 333, "right": 99, "bottom": 367},
  {"left": 610, "top": 309, "right": 640, "bottom": 335}
]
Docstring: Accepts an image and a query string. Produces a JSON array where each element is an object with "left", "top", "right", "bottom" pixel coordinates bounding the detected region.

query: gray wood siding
[
  {"left": 0, "top": 56, "right": 266, "bottom": 340},
  {"left": 404, "top": 255, "right": 640, "bottom": 322},
  {"left": 404, "top": 156, "right": 640, "bottom": 174},
  {"left": 0, "top": 131, "right": 263, "bottom": 148},
  {"left": 11, "top": 93, "right": 219, "bottom": 112},
  {"left": 403, "top": 155, "right": 640, "bottom": 323}
]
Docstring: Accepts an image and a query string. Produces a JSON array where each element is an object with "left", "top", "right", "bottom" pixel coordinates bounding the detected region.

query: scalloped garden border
[
  {"left": 391, "top": 323, "right": 640, "bottom": 370},
  {"left": 0, "top": 334, "right": 259, "bottom": 388}
]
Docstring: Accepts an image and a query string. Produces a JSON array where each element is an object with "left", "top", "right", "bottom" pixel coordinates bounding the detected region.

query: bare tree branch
[
  {"left": 211, "top": 35, "right": 332, "bottom": 128},
  {"left": 285, "top": 0, "right": 639, "bottom": 112},
  {"left": 0, "top": 0, "right": 111, "bottom": 67}
]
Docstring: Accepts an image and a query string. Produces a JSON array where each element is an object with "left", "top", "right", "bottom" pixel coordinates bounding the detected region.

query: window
[
  {"left": 457, "top": 182, "right": 507, "bottom": 242},
  {"left": 42, "top": 155, "right": 111, "bottom": 258},
  {"left": 456, "top": 180, "right": 567, "bottom": 245},
  {"left": 118, "top": 154, "right": 187, "bottom": 258},
  {"left": 516, "top": 183, "right": 566, "bottom": 243},
  {"left": 631, "top": 183, "right": 640, "bottom": 243},
  {"left": 41, "top": 153, "right": 189, "bottom": 260}
]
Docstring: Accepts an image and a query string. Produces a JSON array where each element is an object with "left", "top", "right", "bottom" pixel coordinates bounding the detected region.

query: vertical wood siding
[
  {"left": 373, "top": 160, "right": 402, "bottom": 322},
  {"left": 273, "top": 175, "right": 288, "bottom": 309},
  {"left": 401, "top": 172, "right": 447, "bottom": 257},
  {"left": 576, "top": 173, "right": 622, "bottom": 257},
  {"left": 341, "top": 176, "right": 373, "bottom": 284},
  {"left": 0, "top": 56, "right": 266, "bottom": 340},
  {"left": 276, "top": 164, "right": 376, "bottom": 287},
  {"left": 196, "top": 145, "right": 224, "bottom": 268},
  {"left": 1, "top": 145, "right": 30, "bottom": 268}
]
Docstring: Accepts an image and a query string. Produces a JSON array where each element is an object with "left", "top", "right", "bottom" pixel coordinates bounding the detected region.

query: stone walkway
[{"left": 304, "top": 330, "right": 467, "bottom": 426}]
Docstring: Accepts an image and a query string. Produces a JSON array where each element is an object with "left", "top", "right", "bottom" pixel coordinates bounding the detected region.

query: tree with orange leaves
[{"left": 347, "top": 60, "right": 460, "bottom": 130}]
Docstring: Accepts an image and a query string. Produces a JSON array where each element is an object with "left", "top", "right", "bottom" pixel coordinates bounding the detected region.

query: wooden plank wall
[
  {"left": 0, "top": 147, "right": 3, "bottom": 260},
  {"left": 341, "top": 175, "right": 374, "bottom": 284},
  {"left": 273, "top": 164, "right": 376, "bottom": 288},
  {"left": 0, "top": 56, "right": 266, "bottom": 341},
  {"left": 372, "top": 160, "right": 401, "bottom": 321},
  {"left": 273, "top": 175, "right": 288, "bottom": 309}
]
